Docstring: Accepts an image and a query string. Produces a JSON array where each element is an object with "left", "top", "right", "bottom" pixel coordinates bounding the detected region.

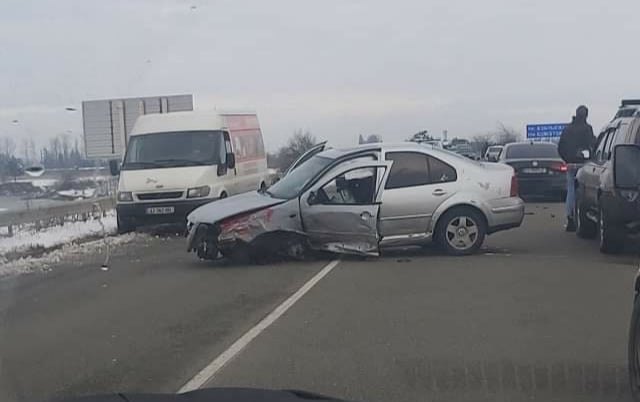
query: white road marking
[{"left": 177, "top": 259, "right": 341, "bottom": 393}]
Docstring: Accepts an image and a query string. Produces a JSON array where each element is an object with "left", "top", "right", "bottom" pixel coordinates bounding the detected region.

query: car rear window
[{"left": 505, "top": 144, "right": 559, "bottom": 159}]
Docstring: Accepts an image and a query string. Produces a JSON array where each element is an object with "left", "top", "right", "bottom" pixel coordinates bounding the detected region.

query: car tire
[
  {"left": 575, "top": 190, "right": 596, "bottom": 239},
  {"left": 436, "top": 207, "right": 487, "bottom": 256},
  {"left": 629, "top": 294, "right": 640, "bottom": 400},
  {"left": 599, "top": 207, "right": 624, "bottom": 254},
  {"left": 117, "top": 215, "right": 135, "bottom": 234}
]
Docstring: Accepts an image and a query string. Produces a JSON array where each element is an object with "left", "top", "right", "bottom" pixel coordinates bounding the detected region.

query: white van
[{"left": 113, "top": 111, "right": 269, "bottom": 233}]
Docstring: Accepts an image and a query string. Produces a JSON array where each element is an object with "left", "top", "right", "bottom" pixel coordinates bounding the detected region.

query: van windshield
[{"left": 122, "top": 130, "right": 225, "bottom": 170}]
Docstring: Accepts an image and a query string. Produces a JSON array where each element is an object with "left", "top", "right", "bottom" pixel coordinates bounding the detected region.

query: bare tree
[
  {"left": 495, "top": 122, "right": 521, "bottom": 145},
  {"left": 267, "top": 129, "right": 319, "bottom": 172},
  {"left": 61, "top": 134, "right": 71, "bottom": 162},
  {"left": 21, "top": 138, "right": 30, "bottom": 163},
  {"left": 470, "top": 134, "right": 494, "bottom": 155},
  {"left": 28, "top": 138, "right": 37, "bottom": 164},
  {"left": 0, "top": 137, "right": 16, "bottom": 156},
  {"left": 359, "top": 134, "right": 382, "bottom": 144}
]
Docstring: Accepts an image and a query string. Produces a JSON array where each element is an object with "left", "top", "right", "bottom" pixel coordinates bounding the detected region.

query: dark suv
[{"left": 574, "top": 100, "right": 640, "bottom": 253}]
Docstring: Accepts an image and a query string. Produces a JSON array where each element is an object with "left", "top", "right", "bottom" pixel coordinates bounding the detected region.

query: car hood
[{"left": 187, "top": 191, "right": 287, "bottom": 224}]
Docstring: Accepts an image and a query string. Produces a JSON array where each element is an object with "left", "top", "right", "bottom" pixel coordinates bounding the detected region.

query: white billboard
[{"left": 82, "top": 94, "right": 193, "bottom": 159}]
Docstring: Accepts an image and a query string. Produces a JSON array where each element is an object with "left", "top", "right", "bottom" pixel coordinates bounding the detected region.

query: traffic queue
[{"left": 108, "top": 101, "right": 639, "bottom": 262}]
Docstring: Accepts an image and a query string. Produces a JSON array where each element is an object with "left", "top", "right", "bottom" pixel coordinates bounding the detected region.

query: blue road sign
[{"left": 526, "top": 123, "right": 567, "bottom": 141}]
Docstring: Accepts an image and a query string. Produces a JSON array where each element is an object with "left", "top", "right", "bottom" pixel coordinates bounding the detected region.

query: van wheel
[
  {"left": 219, "top": 192, "right": 227, "bottom": 199},
  {"left": 436, "top": 207, "right": 486, "bottom": 256},
  {"left": 117, "top": 215, "right": 135, "bottom": 234},
  {"left": 259, "top": 182, "right": 267, "bottom": 192},
  {"left": 599, "top": 207, "right": 624, "bottom": 254}
]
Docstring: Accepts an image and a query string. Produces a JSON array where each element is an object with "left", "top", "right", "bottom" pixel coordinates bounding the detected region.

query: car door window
[
  {"left": 428, "top": 156, "right": 457, "bottom": 183},
  {"left": 603, "top": 128, "right": 618, "bottom": 161},
  {"left": 594, "top": 132, "right": 610, "bottom": 162},
  {"left": 610, "top": 123, "right": 629, "bottom": 154},
  {"left": 316, "top": 167, "right": 376, "bottom": 205},
  {"left": 385, "top": 152, "right": 430, "bottom": 189}
]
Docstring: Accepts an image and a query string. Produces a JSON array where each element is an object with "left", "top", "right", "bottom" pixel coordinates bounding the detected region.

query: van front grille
[{"left": 137, "top": 191, "right": 183, "bottom": 200}]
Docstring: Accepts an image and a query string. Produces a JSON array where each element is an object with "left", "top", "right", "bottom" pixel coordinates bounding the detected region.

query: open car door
[
  {"left": 283, "top": 141, "right": 328, "bottom": 176},
  {"left": 299, "top": 160, "right": 392, "bottom": 256}
]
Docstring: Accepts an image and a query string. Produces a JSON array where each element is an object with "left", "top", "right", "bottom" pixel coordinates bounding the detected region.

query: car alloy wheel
[{"left": 445, "top": 216, "right": 479, "bottom": 251}]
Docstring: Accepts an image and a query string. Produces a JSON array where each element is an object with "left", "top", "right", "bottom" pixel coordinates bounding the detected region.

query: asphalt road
[{"left": 0, "top": 202, "right": 638, "bottom": 402}]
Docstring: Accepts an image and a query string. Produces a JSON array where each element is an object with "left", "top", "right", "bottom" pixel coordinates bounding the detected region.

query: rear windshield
[{"left": 505, "top": 143, "right": 559, "bottom": 159}]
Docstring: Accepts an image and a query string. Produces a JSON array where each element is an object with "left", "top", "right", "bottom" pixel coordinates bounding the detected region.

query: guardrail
[{"left": 0, "top": 197, "right": 115, "bottom": 236}]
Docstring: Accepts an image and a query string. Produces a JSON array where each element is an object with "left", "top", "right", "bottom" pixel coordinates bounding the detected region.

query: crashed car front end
[{"left": 187, "top": 198, "right": 305, "bottom": 261}]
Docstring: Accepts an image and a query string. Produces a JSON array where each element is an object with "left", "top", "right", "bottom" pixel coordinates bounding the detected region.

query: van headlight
[
  {"left": 187, "top": 185, "right": 211, "bottom": 198},
  {"left": 117, "top": 191, "right": 133, "bottom": 202}
]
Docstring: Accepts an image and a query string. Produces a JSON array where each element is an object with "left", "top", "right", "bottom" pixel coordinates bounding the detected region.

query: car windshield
[
  {"left": 122, "top": 131, "right": 225, "bottom": 169},
  {"left": 506, "top": 143, "right": 560, "bottom": 159},
  {"left": 267, "top": 155, "right": 333, "bottom": 199}
]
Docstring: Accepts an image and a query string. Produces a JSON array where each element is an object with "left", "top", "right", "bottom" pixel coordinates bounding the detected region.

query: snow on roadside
[
  {"left": 0, "top": 212, "right": 117, "bottom": 257},
  {"left": 0, "top": 233, "right": 142, "bottom": 278}
]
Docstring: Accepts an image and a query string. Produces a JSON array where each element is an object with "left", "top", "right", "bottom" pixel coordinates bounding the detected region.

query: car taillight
[
  {"left": 551, "top": 163, "right": 568, "bottom": 172},
  {"left": 510, "top": 174, "right": 519, "bottom": 197}
]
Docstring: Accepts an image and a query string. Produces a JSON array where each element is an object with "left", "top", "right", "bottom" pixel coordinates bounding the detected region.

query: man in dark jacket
[{"left": 557, "top": 105, "right": 596, "bottom": 231}]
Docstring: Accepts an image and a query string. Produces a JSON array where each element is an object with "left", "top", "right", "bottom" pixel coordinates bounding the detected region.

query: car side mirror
[
  {"left": 108, "top": 159, "right": 120, "bottom": 176},
  {"left": 227, "top": 153, "right": 236, "bottom": 169},
  {"left": 307, "top": 191, "right": 317, "bottom": 205},
  {"left": 613, "top": 144, "right": 640, "bottom": 189}
]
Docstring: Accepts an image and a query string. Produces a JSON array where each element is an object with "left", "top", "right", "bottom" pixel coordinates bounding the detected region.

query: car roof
[
  {"left": 504, "top": 141, "right": 556, "bottom": 148},
  {"left": 317, "top": 142, "right": 477, "bottom": 165}
]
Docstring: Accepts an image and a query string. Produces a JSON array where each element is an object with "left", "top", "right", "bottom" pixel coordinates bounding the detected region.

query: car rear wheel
[
  {"left": 436, "top": 207, "right": 486, "bottom": 256},
  {"left": 629, "top": 294, "right": 640, "bottom": 400},
  {"left": 599, "top": 207, "right": 624, "bottom": 254},
  {"left": 575, "top": 190, "right": 596, "bottom": 239}
]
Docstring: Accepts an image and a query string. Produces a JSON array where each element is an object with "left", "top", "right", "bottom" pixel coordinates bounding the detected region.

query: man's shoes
[{"left": 565, "top": 217, "right": 576, "bottom": 232}]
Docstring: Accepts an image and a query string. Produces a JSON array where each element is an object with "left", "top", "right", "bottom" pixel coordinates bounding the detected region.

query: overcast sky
[{"left": 2, "top": 0, "right": 640, "bottom": 152}]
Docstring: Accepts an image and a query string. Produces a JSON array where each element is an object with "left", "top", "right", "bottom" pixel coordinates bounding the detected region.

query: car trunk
[{"left": 504, "top": 158, "right": 566, "bottom": 178}]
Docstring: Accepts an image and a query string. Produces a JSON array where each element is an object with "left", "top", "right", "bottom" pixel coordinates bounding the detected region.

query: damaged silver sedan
[{"left": 186, "top": 142, "right": 525, "bottom": 261}]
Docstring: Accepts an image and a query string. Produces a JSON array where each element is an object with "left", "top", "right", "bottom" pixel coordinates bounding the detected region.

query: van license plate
[{"left": 146, "top": 206, "right": 175, "bottom": 215}]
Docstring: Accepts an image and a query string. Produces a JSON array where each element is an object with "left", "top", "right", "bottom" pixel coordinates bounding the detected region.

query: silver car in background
[{"left": 186, "top": 143, "right": 524, "bottom": 260}]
